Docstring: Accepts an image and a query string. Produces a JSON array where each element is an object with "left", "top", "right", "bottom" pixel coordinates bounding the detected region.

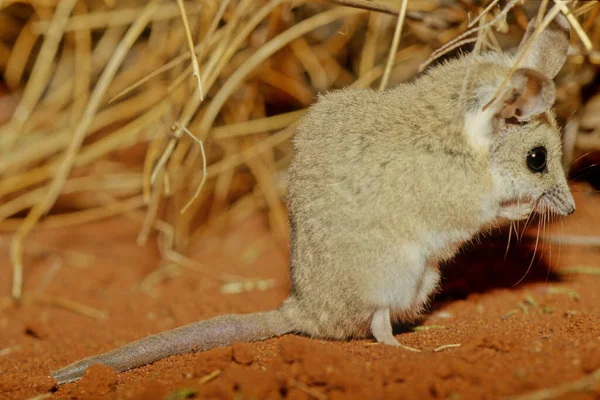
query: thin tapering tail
[{"left": 51, "top": 309, "right": 293, "bottom": 385}]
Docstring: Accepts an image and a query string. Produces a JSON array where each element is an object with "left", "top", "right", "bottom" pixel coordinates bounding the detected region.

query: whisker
[
  {"left": 505, "top": 221, "right": 513, "bottom": 259},
  {"left": 544, "top": 207, "right": 550, "bottom": 267},
  {"left": 555, "top": 218, "right": 567, "bottom": 272},
  {"left": 537, "top": 203, "right": 546, "bottom": 263},
  {"left": 514, "top": 211, "right": 542, "bottom": 287},
  {"left": 570, "top": 151, "right": 594, "bottom": 165},
  {"left": 545, "top": 233, "right": 553, "bottom": 283},
  {"left": 545, "top": 211, "right": 563, "bottom": 282},
  {"left": 538, "top": 204, "right": 545, "bottom": 255},
  {"left": 570, "top": 162, "right": 600, "bottom": 179},
  {"left": 515, "top": 196, "right": 522, "bottom": 243},
  {"left": 519, "top": 198, "right": 540, "bottom": 242}
]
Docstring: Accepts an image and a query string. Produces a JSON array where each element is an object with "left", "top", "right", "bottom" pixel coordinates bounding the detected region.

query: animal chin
[{"left": 498, "top": 197, "right": 536, "bottom": 221}]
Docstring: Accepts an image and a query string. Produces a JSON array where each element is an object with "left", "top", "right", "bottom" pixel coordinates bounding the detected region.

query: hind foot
[
  {"left": 371, "top": 308, "right": 420, "bottom": 351},
  {"left": 371, "top": 308, "right": 399, "bottom": 346}
]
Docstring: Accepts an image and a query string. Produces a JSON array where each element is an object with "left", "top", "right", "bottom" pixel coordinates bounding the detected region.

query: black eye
[{"left": 526, "top": 146, "right": 547, "bottom": 173}]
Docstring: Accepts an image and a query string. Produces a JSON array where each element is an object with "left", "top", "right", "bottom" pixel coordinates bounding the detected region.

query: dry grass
[{"left": 0, "top": 0, "right": 599, "bottom": 302}]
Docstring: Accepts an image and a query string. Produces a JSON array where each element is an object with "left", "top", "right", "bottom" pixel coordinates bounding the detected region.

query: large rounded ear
[
  {"left": 497, "top": 68, "right": 556, "bottom": 120},
  {"left": 467, "top": 68, "right": 555, "bottom": 151},
  {"left": 516, "top": 13, "right": 571, "bottom": 79}
]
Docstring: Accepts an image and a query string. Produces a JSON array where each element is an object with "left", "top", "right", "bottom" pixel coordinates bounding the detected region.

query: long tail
[{"left": 51, "top": 309, "right": 293, "bottom": 385}]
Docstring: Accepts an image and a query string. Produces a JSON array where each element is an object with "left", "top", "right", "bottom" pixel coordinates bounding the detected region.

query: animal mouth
[
  {"left": 500, "top": 196, "right": 537, "bottom": 213},
  {"left": 501, "top": 189, "right": 575, "bottom": 217},
  {"left": 500, "top": 199, "right": 533, "bottom": 209}
]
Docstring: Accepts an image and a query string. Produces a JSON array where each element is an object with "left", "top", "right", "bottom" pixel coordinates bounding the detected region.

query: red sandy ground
[{"left": 1, "top": 186, "right": 599, "bottom": 400}]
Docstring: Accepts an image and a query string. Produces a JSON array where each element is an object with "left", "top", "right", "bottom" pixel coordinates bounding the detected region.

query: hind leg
[{"left": 371, "top": 308, "right": 399, "bottom": 346}]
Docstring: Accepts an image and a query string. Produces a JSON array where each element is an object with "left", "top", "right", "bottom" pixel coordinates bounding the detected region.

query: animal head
[
  {"left": 490, "top": 115, "right": 574, "bottom": 218},
  {"left": 463, "top": 13, "right": 575, "bottom": 219}
]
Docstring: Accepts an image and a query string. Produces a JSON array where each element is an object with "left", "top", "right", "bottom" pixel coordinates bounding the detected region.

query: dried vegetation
[{"left": 0, "top": 0, "right": 599, "bottom": 303}]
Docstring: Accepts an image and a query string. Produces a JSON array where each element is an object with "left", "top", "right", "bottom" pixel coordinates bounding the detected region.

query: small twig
[
  {"left": 138, "top": 166, "right": 164, "bottom": 245},
  {"left": 536, "top": 0, "right": 550, "bottom": 28},
  {"left": 166, "top": 0, "right": 264, "bottom": 147},
  {"left": 468, "top": 0, "right": 500, "bottom": 28},
  {"left": 211, "top": 109, "right": 307, "bottom": 139},
  {"left": 108, "top": 15, "right": 226, "bottom": 104},
  {"left": 32, "top": 2, "right": 202, "bottom": 33},
  {"left": 545, "top": 286, "right": 580, "bottom": 301},
  {"left": 359, "top": 13, "right": 382, "bottom": 78},
  {"left": 220, "top": 278, "right": 276, "bottom": 295},
  {"left": 176, "top": 0, "right": 203, "bottom": 99},
  {"left": 523, "top": 294, "right": 537, "bottom": 308},
  {"left": 326, "top": 0, "right": 399, "bottom": 16},
  {"left": 482, "top": 3, "right": 562, "bottom": 112},
  {"left": 166, "top": 388, "right": 197, "bottom": 400},
  {"left": 0, "top": 346, "right": 21, "bottom": 357},
  {"left": 1, "top": 196, "right": 146, "bottom": 232},
  {"left": 199, "top": 369, "right": 221, "bottom": 385},
  {"left": 365, "top": 341, "right": 421, "bottom": 352},
  {"left": 555, "top": 1, "right": 593, "bottom": 52},
  {"left": 430, "top": 37, "right": 479, "bottom": 62},
  {"left": 501, "top": 309, "right": 519, "bottom": 320},
  {"left": 34, "top": 295, "right": 108, "bottom": 320},
  {"left": 139, "top": 263, "right": 182, "bottom": 297},
  {"left": 378, "top": 0, "right": 407, "bottom": 91},
  {"left": 413, "top": 325, "right": 446, "bottom": 332},
  {"left": 151, "top": 129, "right": 181, "bottom": 185},
  {"left": 419, "top": 0, "right": 519, "bottom": 71},
  {"left": 434, "top": 343, "right": 462, "bottom": 352},
  {"left": 398, "top": 343, "right": 421, "bottom": 352},
  {"left": 178, "top": 124, "right": 207, "bottom": 214},
  {"left": 289, "top": 380, "right": 328, "bottom": 400},
  {"left": 207, "top": 122, "right": 295, "bottom": 179},
  {"left": 25, "top": 394, "right": 53, "bottom": 400},
  {"left": 573, "top": 0, "right": 600, "bottom": 17}
]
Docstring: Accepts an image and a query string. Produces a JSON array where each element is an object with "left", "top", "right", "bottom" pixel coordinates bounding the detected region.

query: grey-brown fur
[{"left": 51, "top": 13, "right": 574, "bottom": 385}]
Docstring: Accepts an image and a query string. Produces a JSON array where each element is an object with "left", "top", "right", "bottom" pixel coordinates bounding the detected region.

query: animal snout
[
  {"left": 554, "top": 185, "right": 575, "bottom": 216},
  {"left": 558, "top": 197, "right": 575, "bottom": 216},
  {"left": 564, "top": 204, "right": 575, "bottom": 215}
]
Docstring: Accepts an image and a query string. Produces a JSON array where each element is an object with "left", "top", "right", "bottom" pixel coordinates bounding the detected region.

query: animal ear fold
[
  {"left": 497, "top": 68, "right": 556, "bottom": 120},
  {"left": 516, "top": 13, "right": 571, "bottom": 79}
]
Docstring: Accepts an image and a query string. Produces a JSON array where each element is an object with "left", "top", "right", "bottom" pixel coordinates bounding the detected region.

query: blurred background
[
  {"left": 1, "top": 1, "right": 600, "bottom": 398},
  {"left": 0, "top": 0, "right": 598, "bottom": 300}
]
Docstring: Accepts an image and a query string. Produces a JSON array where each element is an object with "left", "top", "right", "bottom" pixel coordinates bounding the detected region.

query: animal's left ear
[
  {"left": 496, "top": 67, "right": 555, "bottom": 120},
  {"left": 516, "top": 13, "right": 571, "bottom": 79},
  {"left": 494, "top": 13, "right": 571, "bottom": 121}
]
